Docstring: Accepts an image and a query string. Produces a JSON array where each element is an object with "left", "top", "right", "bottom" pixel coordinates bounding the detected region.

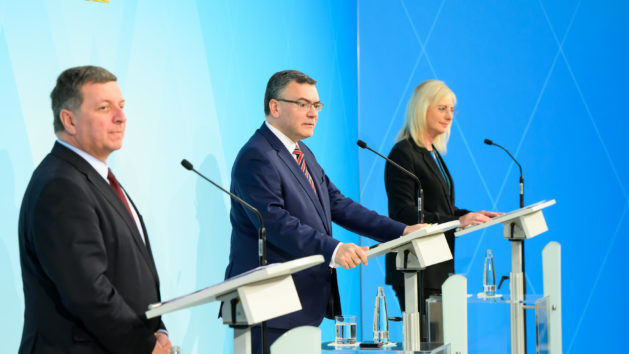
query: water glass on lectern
[{"left": 335, "top": 315, "right": 357, "bottom": 345}]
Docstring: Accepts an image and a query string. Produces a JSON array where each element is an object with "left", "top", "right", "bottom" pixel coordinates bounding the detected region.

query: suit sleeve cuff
[
  {"left": 395, "top": 221, "right": 406, "bottom": 236},
  {"left": 329, "top": 242, "right": 342, "bottom": 267}
]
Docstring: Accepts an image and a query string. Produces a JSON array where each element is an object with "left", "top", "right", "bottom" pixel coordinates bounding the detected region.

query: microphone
[
  {"left": 484, "top": 139, "right": 528, "bottom": 352},
  {"left": 180, "top": 159, "right": 267, "bottom": 267},
  {"left": 483, "top": 139, "right": 524, "bottom": 208},
  {"left": 356, "top": 140, "right": 424, "bottom": 223},
  {"left": 181, "top": 159, "right": 270, "bottom": 354}
]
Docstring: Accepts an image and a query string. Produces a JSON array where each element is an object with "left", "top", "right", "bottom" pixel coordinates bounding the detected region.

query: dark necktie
[
  {"left": 107, "top": 169, "right": 133, "bottom": 216},
  {"left": 293, "top": 144, "right": 317, "bottom": 196}
]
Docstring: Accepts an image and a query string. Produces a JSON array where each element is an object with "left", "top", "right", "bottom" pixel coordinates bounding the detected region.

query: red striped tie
[{"left": 293, "top": 144, "right": 317, "bottom": 196}]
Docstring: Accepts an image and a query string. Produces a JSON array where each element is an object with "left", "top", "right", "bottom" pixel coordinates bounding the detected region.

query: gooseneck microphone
[
  {"left": 180, "top": 159, "right": 267, "bottom": 267},
  {"left": 181, "top": 159, "right": 269, "bottom": 354},
  {"left": 356, "top": 140, "right": 424, "bottom": 223},
  {"left": 483, "top": 139, "right": 524, "bottom": 208},
  {"left": 483, "top": 138, "right": 527, "bottom": 351}
]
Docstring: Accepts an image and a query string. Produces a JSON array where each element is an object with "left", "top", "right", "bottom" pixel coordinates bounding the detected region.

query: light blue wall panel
[{"left": 0, "top": 0, "right": 358, "bottom": 352}]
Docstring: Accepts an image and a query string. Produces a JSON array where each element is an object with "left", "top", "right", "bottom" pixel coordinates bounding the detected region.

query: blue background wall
[
  {"left": 358, "top": 1, "right": 629, "bottom": 353},
  {"left": 1, "top": 1, "right": 627, "bottom": 353}
]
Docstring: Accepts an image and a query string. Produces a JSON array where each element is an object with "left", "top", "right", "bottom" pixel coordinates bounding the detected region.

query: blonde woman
[{"left": 384, "top": 80, "right": 500, "bottom": 318}]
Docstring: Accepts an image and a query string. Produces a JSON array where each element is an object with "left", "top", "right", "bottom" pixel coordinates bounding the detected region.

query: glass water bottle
[
  {"left": 483, "top": 249, "right": 496, "bottom": 296},
  {"left": 373, "top": 286, "right": 389, "bottom": 344}
]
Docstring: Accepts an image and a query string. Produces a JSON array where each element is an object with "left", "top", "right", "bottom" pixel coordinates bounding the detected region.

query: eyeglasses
[
  {"left": 276, "top": 98, "right": 324, "bottom": 112},
  {"left": 435, "top": 105, "right": 458, "bottom": 116}
]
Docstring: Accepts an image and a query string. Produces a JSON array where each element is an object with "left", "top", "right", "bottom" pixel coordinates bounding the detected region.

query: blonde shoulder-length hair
[{"left": 395, "top": 80, "right": 456, "bottom": 154}]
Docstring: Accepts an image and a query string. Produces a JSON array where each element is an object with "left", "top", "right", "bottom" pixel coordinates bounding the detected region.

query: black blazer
[
  {"left": 18, "top": 142, "right": 164, "bottom": 354},
  {"left": 384, "top": 138, "right": 469, "bottom": 292}
]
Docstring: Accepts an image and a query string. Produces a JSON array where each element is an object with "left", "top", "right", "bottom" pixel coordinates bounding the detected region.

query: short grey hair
[
  {"left": 51, "top": 66, "right": 117, "bottom": 132},
  {"left": 264, "top": 70, "right": 316, "bottom": 116}
]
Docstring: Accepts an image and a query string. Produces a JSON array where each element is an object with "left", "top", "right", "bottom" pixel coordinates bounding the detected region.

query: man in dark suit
[
  {"left": 18, "top": 66, "right": 171, "bottom": 354},
  {"left": 225, "top": 70, "right": 424, "bottom": 352}
]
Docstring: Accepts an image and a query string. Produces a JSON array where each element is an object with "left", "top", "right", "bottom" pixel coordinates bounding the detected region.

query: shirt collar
[
  {"left": 265, "top": 120, "right": 299, "bottom": 154},
  {"left": 56, "top": 139, "right": 110, "bottom": 182}
]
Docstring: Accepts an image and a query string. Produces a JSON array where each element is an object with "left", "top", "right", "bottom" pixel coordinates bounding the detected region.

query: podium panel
[
  {"left": 503, "top": 210, "right": 548, "bottom": 240},
  {"left": 218, "top": 275, "right": 301, "bottom": 325},
  {"left": 412, "top": 234, "right": 452, "bottom": 268}
]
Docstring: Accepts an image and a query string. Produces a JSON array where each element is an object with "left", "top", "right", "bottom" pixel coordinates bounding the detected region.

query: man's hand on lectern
[{"left": 335, "top": 243, "right": 369, "bottom": 269}]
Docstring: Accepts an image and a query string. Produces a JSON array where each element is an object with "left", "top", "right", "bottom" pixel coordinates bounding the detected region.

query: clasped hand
[
  {"left": 334, "top": 243, "right": 369, "bottom": 269},
  {"left": 334, "top": 223, "right": 428, "bottom": 269},
  {"left": 152, "top": 332, "right": 172, "bottom": 354}
]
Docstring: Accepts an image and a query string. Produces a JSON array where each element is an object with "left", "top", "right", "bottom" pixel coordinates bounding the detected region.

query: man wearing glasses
[{"left": 225, "top": 70, "right": 424, "bottom": 353}]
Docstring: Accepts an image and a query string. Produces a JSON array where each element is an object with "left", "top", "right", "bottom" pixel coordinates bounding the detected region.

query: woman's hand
[
  {"left": 402, "top": 223, "right": 430, "bottom": 235},
  {"left": 459, "top": 210, "right": 503, "bottom": 227},
  {"left": 477, "top": 210, "right": 504, "bottom": 218}
]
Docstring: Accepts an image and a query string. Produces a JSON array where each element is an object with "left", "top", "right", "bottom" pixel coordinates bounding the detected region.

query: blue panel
[{"left": 359, "top": 1, "right": 629, "bottom": 353}]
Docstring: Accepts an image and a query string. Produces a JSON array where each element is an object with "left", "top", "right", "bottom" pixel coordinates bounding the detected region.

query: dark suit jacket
[
  {"left": 225, "top": 123, "right": 406, "bottom": 329},
  {"left": 18, "top": 142, "right": 164, "bottom": 354},
  {"left": 384, "top": 138, "right": 470, "bottom": 294}
]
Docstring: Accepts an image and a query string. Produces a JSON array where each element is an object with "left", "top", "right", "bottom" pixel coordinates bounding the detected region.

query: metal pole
[{"left": 510, "top": 238, "right": 525, "bottom": 354}]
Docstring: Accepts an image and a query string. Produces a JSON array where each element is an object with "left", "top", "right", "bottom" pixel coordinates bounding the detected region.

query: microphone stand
[
  {"left": 484, "top": 139, "right": 524, "bottom": 209},
  {"left": 181, "top": 159, "right": 269, "bottom": 354},
  {"left": 483, "top": 139, "right": 527, "bottom": 354},
  {"left": 356, "top": 140, "right": 424, "bottom": 223},
  {"left": 356, "top": 140, "right": 428, "bottom": 341}
]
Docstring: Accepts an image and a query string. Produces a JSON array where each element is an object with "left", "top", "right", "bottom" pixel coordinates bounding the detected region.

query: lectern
[
  {"left": 146, "top": 255, "right": 324, "bottom": 354},
  {"left": 455, "top": 200, "right": 557, "bottom": 354},
  {"left": 352, "top": 221, "right": 460, "bottom": 351}
]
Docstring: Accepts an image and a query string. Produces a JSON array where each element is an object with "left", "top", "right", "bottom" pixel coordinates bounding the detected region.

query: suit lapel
[
  {"left": 98, "top": 178, "right": 161, "bottom": 283},
  {"left": 126, "top": 191, "right": 160, "bottom": 282},
  {"left": 300, "top": 144, "right": 332, "bottom": 232},
  {"left": 52, "top": 143, "right": 159, "bottom": 282},
  {"left": 259, "top": 125, "right": 331, "bottom": 234},
  {"left": 420, "top": 147, "right": 455, "bottom": 213},
  {"left": 433, "top": 149, "right": 454, "bottom": 201}
]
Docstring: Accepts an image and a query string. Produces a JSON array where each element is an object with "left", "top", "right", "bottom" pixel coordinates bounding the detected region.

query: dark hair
[
  {"left": 264, "top": 70, "right": 316, "bottom": 115},
  {"left": 51, "top": 66, "right": 117, "bottom": 132}
]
